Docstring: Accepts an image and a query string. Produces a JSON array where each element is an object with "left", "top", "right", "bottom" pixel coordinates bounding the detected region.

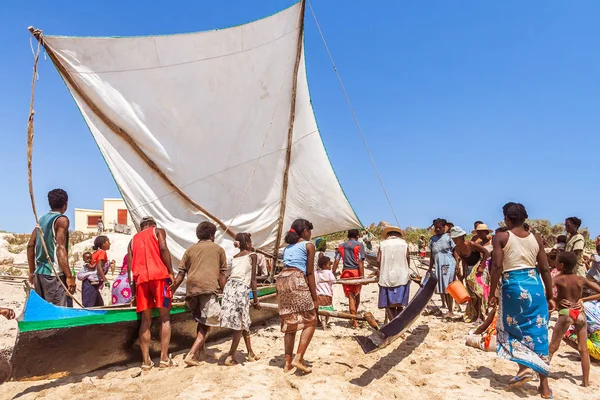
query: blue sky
[{"left": 1, "top": 1, "right": 599, "bottom": 235}]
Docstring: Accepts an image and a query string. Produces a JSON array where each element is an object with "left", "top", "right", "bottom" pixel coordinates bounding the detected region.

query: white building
[{"left": 74, "top": 198, "right": 133, "bottom": 233}]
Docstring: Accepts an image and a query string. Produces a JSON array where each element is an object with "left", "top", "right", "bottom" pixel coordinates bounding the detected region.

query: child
[
  {"left": 549, "top": 251, "right": 600, "bottom": 387},
  {"left": 547, "top": 250, "right": 560, "bottom": 299},
  {"left": 585, "top": 244, "right": 600, "bottom": 283},
  {"left": 554, "top": 235, "right": 567, "bottom": 252},
  {"left": 418, "top": 235, "right": 427, "bottom": 258},
  {"left": 220, "top": 233, "right": 261, "bottom": 366},
  {"left": 315, "top": 256, "right": 335, "bottom": 330}
]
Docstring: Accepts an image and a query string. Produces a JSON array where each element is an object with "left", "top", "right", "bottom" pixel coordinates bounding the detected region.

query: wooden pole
[{"left": 270, "top": 0, "right": 307, "bottom": 280}]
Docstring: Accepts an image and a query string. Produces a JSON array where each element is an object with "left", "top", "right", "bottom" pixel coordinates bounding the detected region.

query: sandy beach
[{"left": 1, "top": 262, "right": 598, "bottom": 400}]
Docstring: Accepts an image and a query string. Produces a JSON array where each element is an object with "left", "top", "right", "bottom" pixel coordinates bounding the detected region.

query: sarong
[
  {"left": 378, "top": 285, "right": 410, "bottom": 308},
  {"left": 464, "top": 259, "right": 490, "bottom": 322},
  {"left": 496, "top": 268, "right": 550, "bottom": 376},
  {"left": 220, "top": 279, "right": 251, "bottom": 331},
  {"left": 82, "top": 280, "right": 104, "bottom": 308},
  {"left": 276, "top": 268, "right": 317, "bottom": 333}
]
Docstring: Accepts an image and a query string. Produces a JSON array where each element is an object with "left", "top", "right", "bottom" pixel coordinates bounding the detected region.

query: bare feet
[
  {"left": 184, "top": 353, "right": 202, "bottom": 367},
  {"left": 350, "top": 320, "right": 359, "bottom": 329},
  {"left": 247, "top": 352, "right": 261, "bottom": 362},
  {"left": 283, "top": 361, "right": 294, "bottom": 373},
  {"left": 292, "top": 356, "right": 312, "bottom": 374},
  {"left": 224, "top": 355, "right": 238, "bottom": 366}
]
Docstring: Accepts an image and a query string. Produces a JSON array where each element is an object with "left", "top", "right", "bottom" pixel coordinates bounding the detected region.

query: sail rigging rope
[
  {"left": 307, "top": 0, "right": 400, "bottom": 227},
  {"left": 26, "top": 28, "right": 85, "bottom": 308}
]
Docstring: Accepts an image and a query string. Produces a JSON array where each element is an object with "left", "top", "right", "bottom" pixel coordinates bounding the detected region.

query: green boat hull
[{"left": 10, "top": 286, "right": 278, "bottom": 380}]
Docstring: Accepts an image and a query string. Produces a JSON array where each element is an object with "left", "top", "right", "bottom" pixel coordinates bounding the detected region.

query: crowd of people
[{"left": 3, "top": 189, "right": 599, "bottom": 396}]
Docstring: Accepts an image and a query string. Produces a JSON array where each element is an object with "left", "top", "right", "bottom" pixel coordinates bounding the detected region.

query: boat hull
[{"left": 10, "top": 287, "right": 278, "bottom": 380}]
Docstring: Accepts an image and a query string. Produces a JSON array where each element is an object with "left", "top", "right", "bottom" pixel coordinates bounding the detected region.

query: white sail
[{"left": 41, "top": 2, "right": 361, "bottom": 260}]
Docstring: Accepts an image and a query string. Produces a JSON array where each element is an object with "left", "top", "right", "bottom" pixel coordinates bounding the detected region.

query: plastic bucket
[{"left": 446, "top": 280, "right": 470, "bottom": 304}]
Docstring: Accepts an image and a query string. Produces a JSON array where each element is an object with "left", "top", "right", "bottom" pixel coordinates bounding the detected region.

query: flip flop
[
  {"left": 508, "top": 373, "right": 534, "bottom": 387},
  {"left": 540, "top": 389, "right": 553, "bottom": 399}
]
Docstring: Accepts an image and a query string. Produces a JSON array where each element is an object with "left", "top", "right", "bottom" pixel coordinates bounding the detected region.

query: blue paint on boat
[{"left": 23, "top": 290, "right": 107, "bottom": 322}]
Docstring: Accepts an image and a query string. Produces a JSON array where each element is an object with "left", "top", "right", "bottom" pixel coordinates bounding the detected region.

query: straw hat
[
  {"left": 471, "top": 223, "right": 493, "bottom": 235},
  {"left": 449, "top": 226, "right": 467, "bottom": 239},
  {"left": 382, "top": 225, "right": 404, "bottom": 237}
]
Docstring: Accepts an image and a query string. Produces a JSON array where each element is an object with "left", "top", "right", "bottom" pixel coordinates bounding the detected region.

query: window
[
  {"left": 87, "top": 215, "right": 101, "bottom": 227},
  {"left": 117, "top": 209, "right": 128, "bottom": 225}
]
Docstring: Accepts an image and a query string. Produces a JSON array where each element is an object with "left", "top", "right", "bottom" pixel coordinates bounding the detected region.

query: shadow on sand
[{"left": 349, "top": 324, "right": 429, "bottom": 387}]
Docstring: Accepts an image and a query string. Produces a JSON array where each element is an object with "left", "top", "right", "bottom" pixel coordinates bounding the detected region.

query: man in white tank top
[{"left": 376, "top": 226, "right": 411, "bottom": 321}]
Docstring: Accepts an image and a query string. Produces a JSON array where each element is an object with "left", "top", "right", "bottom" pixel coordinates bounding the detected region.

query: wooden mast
[{"left": 270, "top": 0, "right": 307, "bottom": 279}]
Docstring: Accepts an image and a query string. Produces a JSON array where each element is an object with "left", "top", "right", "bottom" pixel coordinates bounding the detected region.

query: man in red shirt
[{"left": 127, "top": 216, "right": 176, "bottom": 369}]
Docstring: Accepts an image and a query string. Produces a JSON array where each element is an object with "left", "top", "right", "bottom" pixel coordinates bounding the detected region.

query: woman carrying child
[
  {"left": 220, "top": 233, "right": 261, "bottom": 366},
  {"left": 78, "top": 236, "right": 110, "bottom": 307},
  {"left": 315, "top": 256, "right": 335, "bottom": 330}
]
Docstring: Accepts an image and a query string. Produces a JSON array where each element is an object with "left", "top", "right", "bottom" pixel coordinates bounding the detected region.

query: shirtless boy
[{"left": 550, "top": 251, "right": 600, "bottom": 387}]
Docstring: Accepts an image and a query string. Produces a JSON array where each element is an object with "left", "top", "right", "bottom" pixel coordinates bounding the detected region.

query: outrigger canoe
[{"left": 10, "top": 285, "right": 278, "bottom": 381}]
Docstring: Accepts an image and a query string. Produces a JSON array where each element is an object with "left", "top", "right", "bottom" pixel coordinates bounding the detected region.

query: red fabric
[
  {"left": 569, "top": 308, "right": 581, "bottom": 321},
  {"left": 341, "top": 269, "right": 361, "bottom": 297},
  {"left": 136, "top": 278, "right": 172, "bottom": 313},
  {"left": 353, "top": 245, "right": 360, "bottom": 262},
  {"left": 91, "top": 249, "right": 108, "bottom": 267},
  {"left": 337, "top": 245, "right": 345, "bottom": 260},
  {"left": 131, "top": 228, "right": 169, "bottom": 284}
]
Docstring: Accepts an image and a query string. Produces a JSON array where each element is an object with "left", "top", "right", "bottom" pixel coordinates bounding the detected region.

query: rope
[
  {"left": 26, "top": 28, "right": 85, "bottom": 308},
  {"left": 307, "top": 1, "right": 400, "bottom": 227}
]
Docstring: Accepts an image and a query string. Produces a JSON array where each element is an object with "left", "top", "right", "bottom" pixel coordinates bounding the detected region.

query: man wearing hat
[
  {"left": 472, "top": 223, "right": 493, "bottom": 247},
  {"left": 376, "top": 226, "right": 411, "bottom": 321},
  {"left": 128, "top": 216, "right": 176, "bottom": 369}
]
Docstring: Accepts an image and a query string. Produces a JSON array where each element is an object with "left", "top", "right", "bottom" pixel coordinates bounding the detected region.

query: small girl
[
  {"left": 315, "top": 256, "right": 335, "bottom": 330},
  {"left": 220, "top": 233, "right": 261, "bottom": 366},
  {"left": 81, "top": 236, "right": 110, "bottom": 307}
]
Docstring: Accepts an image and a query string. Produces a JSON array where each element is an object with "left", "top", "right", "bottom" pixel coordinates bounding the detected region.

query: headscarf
[{"left": 314, "top": 238, "right": 327, "bottom": 252}]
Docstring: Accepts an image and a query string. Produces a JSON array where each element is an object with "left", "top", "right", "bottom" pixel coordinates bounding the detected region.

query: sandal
[
  {"left": 540, "top": 389, "right": 553, "bottom": 399},
  {"left": 159, "top": 356, "right": 178, "bottom": 369},
  {"left": 508, "top": 373, "right": 534, "bottom": 387},
  {"left": 141, "top": 360, "right": 154, "bottom": 371}
]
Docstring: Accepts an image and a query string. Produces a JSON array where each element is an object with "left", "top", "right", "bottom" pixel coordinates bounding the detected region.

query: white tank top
[
  {"left": 379, "top": 238, "right": 410, "bottom": 287},
  {"left": 503, "top": 231, "right": 539, "bottom": 271},
  {"left": 230, "top": 254, "right": 253, "bottom": 287}
]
